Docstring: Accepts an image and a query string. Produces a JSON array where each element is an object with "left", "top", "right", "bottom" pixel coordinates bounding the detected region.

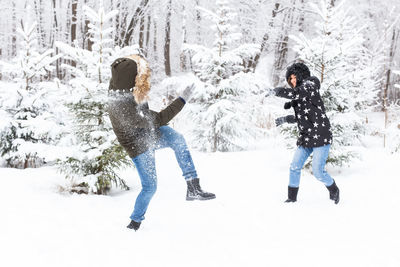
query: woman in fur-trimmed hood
[
  {"left": 266, "top": 62, "right": 340, "bottom": 205},
  {"left": 107, "top": 54, "right": 215, "bottom": 231}
]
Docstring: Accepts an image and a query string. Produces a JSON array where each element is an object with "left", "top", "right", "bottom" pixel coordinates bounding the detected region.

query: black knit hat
[{"left": 285, "top": 62, "right": 310, "bottom": 86}]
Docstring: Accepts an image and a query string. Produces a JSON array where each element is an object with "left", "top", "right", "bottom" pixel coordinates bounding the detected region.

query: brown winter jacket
[
  {"left": 107, "top": 57, "right": 185, "bottom": 158},
  {"left": 108, "top": 92, "right": 185, "bottom": 158}
]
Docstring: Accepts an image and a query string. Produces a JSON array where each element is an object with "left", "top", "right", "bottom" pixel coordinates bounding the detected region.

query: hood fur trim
[
  {"left": 285, "top": 62, "right": 311, "bottom": 87},
  {"left": 125, "top": 54, "right": 151, "bottom": 104}
]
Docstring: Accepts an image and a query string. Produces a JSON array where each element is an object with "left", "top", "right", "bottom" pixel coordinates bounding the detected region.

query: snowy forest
[
  {"left": 0, "top": 0, "right": 399, "bottom": 194},
  {"left": 1, "top": 1, "right": 400, "bottom": 266}
]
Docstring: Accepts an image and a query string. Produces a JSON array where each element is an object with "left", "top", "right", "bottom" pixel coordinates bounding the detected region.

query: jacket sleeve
[
  {"left": 274, "top": 83, "right": 315, "bottom": 101},
  {"left": 273, "top": 87, "right": 298, "bottom": 99},
  {"left": 285, "top": 115, "right": 297, "bottom": 124},
  {"left": 150, "top": 97, "right": 186, "bottom": 126}
]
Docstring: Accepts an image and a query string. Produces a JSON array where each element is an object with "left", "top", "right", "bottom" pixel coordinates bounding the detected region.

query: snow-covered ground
[{"left": 1, "top": 130, "right": 400, "bottom": 267}]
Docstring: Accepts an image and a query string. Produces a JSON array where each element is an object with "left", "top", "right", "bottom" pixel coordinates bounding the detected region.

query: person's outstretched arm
[
  {"left": 271, "top": 87, "right": 297, "bottom": 99},
  {"left": 151, "top": 83, "right": 195, "bottom": 126},
  {"left": 266, "top": 82, "right": 315, "bottom": 101},
  {"left": 154, "top": 97, "right": 186, "bottom": 126},
  {"left": 275, "top": 115, "right": 296, "bottom": 127}
]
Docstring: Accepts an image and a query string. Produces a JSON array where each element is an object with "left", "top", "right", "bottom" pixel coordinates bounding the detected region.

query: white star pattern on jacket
[{"left": 273, "top": 75, "right": 332, "bottom": 147}]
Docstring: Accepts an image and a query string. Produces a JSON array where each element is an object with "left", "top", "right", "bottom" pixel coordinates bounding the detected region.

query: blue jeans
[
  {"left": 289, "top": 145, "right": 334, "bottom": 188},
  {"left": 130, "top": 126, "right": 197, "bottom": 222}
]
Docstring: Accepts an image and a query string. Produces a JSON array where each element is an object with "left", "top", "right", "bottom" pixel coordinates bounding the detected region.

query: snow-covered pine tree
[
  {"left": 181, "top": 0, "right": 265, "bottom": 152},
  {"left": 288, "top": 0, "right": 378, "bottom": 166},
  {"left": 0, "top": 12, "right": 61, "bottom": 168},
  {"left": 55, "top": 5, "right": 137, "bottom": 194}
]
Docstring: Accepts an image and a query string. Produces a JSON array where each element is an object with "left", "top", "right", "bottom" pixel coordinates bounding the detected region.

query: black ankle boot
[
  {"left": 326, "top": 180, "right": 340, "bottom": 204},
  {"left": 127, "top": 220, "right": 141, "bottom": 231},
  {"left": 284, "top": 186, "right": 299, "bottom": 203},
  {"left": 186, "top": 178, "right": 216, "bottom": 201}
]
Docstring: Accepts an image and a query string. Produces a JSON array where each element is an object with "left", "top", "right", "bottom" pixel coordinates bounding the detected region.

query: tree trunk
[
  {"left": 180, "top": 4, "right": 188, "bottom": 71},
  {"left": 114, "top": 1, "right": 122, "bottom": 46},
  {"left": 383, "top": 28, "right": 396, "bottom": 147},
  {"left": 389, "top": 28, "right": 399, "bottom": 102},
  {"left": 71, "top": 0, "right": 77, "bottom": 67},
  {"left": 11, "top": 2, "right": 17, "bottom": 57},
  {"left": 164, "top": 0, "right": 172, "bottom": 76},
  {"left": 272, "top": 1, "right": 296, "bottom": 86},
  {"left": 33, "top": 0, "right": 45, "bottom": 48},
  {"left": 71, "top": 1, "right": 77, "bottom": 44},
  {"left": 298, "top": 0, "right": 305, "bottom": 32},
  {"left": 50, "top": 0, "right": 58, "bottom": 48},
  {"left": 82, "top": 0, "right": 93, "bottom": 51},
  {"left": 212, "top": 118, "right": 218, "bottom": 153},
  {"left": 251, "top": 3, "right": 280, "bottom": 71},
  {"left": 139, "top": 13, "right": 145, "bottom": 50},
  {"left": 153, "top": 18, "right": 158, "bottom": 61},
  {"left": 145, "top": 14, "right": 151, "bottom": 57},
  {"left": 195, "top": 0, "right": 202, "bottom": 44},
  {"left": 51, "top": 0, "right": 61, "bottom": 79},
  {"left": 123, "top": 0, "right": 149, "bottom": 47},
  {"left": 85, "top": 21, "right": 93, "bottom": 51},
  {"left": 320, "top": 63, "right": 325, "bottom": 84}
]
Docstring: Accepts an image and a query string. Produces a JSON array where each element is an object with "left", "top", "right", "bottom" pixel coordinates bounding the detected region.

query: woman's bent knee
[{"left": 142, "top": 183, "right": 157, "bottom": 195}]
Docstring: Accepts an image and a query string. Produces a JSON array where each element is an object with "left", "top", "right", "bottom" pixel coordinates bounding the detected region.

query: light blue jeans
[
  {"left": 289, "top": 144, "right": 334, "bottom": 188},
  {"left": 130, "top": 126, "right": 197, "bottom": 222}
]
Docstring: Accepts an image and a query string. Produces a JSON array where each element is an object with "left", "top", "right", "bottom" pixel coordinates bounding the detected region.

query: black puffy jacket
[{"left": 274, "top": 63, "right": 332, "bottom": 147}]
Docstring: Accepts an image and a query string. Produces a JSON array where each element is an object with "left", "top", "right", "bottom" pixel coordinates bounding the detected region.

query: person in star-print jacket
[{"left": 267, "top": 62, "right": 340, "bottom": 204}]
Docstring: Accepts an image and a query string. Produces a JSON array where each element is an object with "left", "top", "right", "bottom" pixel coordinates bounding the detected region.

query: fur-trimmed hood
[
  {"left": 109, "top": 54, "right": 151, "bottom": 104},
  {"left": 124, "top": 54, "right": 151, "bottom": 104},
  {"left": 285, "top": 62, "right": 311, "bottom": 87}
]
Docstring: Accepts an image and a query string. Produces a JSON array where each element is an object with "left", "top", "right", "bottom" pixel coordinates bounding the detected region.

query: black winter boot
[
  {"left": 285, "top": 186, "right": 299, "bottom": 203},
  {"left": 186, "top": 178, "right": 216, "bottom": 201},
  {"left": 127, "top": 220, "right": 141, "bottom": 231},
  {"left": 326, "top": 180, "right": 340, "bottom": 204}
]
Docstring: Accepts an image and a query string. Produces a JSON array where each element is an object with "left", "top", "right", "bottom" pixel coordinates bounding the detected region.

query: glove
[
  {"left": 181, "top": 83, "right": 195, "bottom": 102},
  {"left": 286, "top": 115, "right": 296, "bottom": 123},
  {"left": 275, "top": 116, "right": 287, "bottom": 127},
  {"left": 284, "top": 100, "right": 298, "bottom": 109},
  {"left": 284, "top": 102, "right": 292, "bottom": 109},
  {"left": 275, "top": 115, "right": 296, "bottom": 126}
]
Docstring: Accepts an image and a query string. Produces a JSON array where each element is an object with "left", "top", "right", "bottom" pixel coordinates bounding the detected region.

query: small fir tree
[
  {"left": 0, "top": 13, "right": 60, "bottom": 168},
  {"left": 182, "top": 0, "right": 265, "bottom": 152},
  {"left": 55, "top": 5, "right": 137, "bottom": 194}
]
